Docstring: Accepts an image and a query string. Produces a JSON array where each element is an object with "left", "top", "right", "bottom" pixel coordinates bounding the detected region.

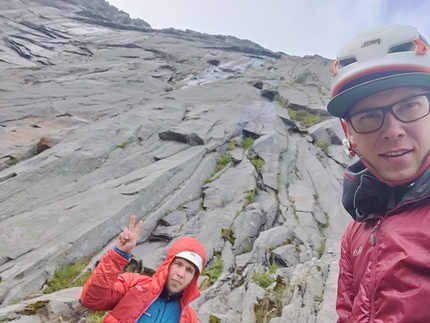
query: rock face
[{"left": 0, "top": 0, "right": 352, "bottom": 322}]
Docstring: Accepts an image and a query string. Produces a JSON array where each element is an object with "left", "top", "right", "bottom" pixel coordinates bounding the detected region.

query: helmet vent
[
  {"left": 388, "top": 42, "right": 415, "bottom": 54},
  {"left": 338, "top": 57, "right": 357, "bottom": 69}
]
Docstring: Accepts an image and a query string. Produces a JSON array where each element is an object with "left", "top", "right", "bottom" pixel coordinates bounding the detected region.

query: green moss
[
  {"left": 253, "top": 273, "right": 275, "bottom": 289},
  {"left": 283, "top": 238, "right": 292, "bottom": 245},
  {"left": 242, "top": 245, "right": 252, "bottom": 253},
  {"left": 202, "top": 256, "right": 223, "bottom": 284},
  {"left": 44, "top": 259, "right": 92, "bottom": 294},
  {"left": 318, "top": 239, "right": 327, "bottom": 257},
  {"left": 251, "top": 158, "right": 265, "bottom": 172},
  {"left": 288, "top": 108, "right": 321, "bottom": 127},
  {"left": 20, "top": 300, "right": 49, "bottom": 315},
  {"left": 314, "top": 295, "right": 323, "bottom": 303},
  {"left": 254, "top": 294, "right": 282, "bottom": 323},
  {"left": 209, "top": 314, "right": 221, "bottom": 323},
  {"left": 316, "top": 140, "right": 329, "bottom": 154},
  {"left": 216, "top": 154, "right": 231, "bottom": 172},
  {"left": 243, "top": 190, "right": 255, "bottom": 209},
  {"left": 222, "top": 228, "right": 235, "bottom": 245},
  {"left": 243, "top": 138, "right": 255, "bottom": 150},
  {"left": 86, "top": 311, "right": 108, "bottom": 323},
  {"left": 227, "top": 141, "right": 236, "bottom": 150},
  {"left": 118, "top": 142, "right": 129, "bottom": 149},
  {"left": 269, "top": 264, "right": 278, "bottom": 274},
  {"left": 318, "top": 212, "right": 330, "bottom": 231},
  {"left": 7, "top": 157, "right": 18, "bottom": 166}
]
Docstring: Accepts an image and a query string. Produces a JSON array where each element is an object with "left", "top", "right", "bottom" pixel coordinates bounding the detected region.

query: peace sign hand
[{"left": 115, "top": 215, "right": 144, "bottom": 255}]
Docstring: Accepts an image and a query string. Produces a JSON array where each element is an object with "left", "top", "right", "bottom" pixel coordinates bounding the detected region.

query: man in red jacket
[
  {"left": 80, "top": 216, "right": 207, "bottom": 323},
  {"left": 327, "top": 24, "right": 430, "bottom": 322}
]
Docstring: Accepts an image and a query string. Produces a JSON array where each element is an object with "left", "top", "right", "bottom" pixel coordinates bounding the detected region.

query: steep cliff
[{"left": 0, "top": 0, "right": 352, "bottom": 322}]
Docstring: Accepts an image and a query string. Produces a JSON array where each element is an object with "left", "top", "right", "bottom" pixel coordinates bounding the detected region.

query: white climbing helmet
[
  {"left": 175, "top": 251, "right": 204, "bottom": 273},
  {"left": 327, "top": 24, "right": 430, "bottom": 118}
]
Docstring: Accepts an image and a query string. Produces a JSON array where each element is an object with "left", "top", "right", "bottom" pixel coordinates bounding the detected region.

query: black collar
[
  {"left": 159, "top": 287, "right": 183, "bottom": 303},
  {"left": 342, "top": 160, "right": 430, "bottom": 222}
]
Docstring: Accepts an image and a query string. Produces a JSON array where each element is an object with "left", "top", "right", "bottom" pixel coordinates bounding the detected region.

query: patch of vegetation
[
  {"left": 44, "top": 259, "right": 92, "bottom": 294},
  {"left": 314, "top": 295, "right": 323, "bottom": 303},
  {"left": 202, "top": 256, "right": 223, "bottom": 285},
  {"left": 7, "top": 157, "right": 18, "bottom": 166},
  {"left": 209, "top": 314, "right": 221, "bottom": 323},
  {"left": 243, "top": 190, "right": 255, "bottom": 209},
  {"left": 117, "top": 141, "right": 129, "bottom": 149},
  {"left": 227, "top": 141, "right": 236, "bottom": 150},
  {"left": 269, "top": 263, "right": 278, "bottom": 274},
  {"left": 86, "top": 311, "right": 108, "bottom": 323},
  {"left": 20, "top": 300, "right": 49, "bottom": 315},
  {"left": 313, "top": 193, "right": 319, "bottom": 201},
  {"left": 318, "top": 212, "right": 330, "bottom": 231},
  {"left": 283, "top": 238, "right": 292, "bottom": 245},
  {"left": 274, "top": 94, "right": 288, "bottom": 108},
  {"left": 242, "top": 245, "right": 252, "bottom": 253},
  {"left": 253, "top": 273, "right": 275, "bottom": 289},
  {"left": 288, "top": 108, "right": 321, "bottom": 128},
  {"left": 316, "top": 140, "right": 329, "bottom": 154},
  {"left": 243, "top": 138, "right": 255, "bottom": 150},
  {"left": 215, "top": 154, "right": 231, "bottom": 172},
  {"left": 222, "top": 228, "right": 235, "bottom": 245},
  {"left": 318, "top": 238, "right": 327, "bottom": 257},
  {"left": 204, "top": 175, "right": 219, "bottom": 184},
  {"left": 251, "top": 158, "right": 265, "bottom": 172},
  {"left": 254, "top": 294, "right": 283, "bottom": 323}
]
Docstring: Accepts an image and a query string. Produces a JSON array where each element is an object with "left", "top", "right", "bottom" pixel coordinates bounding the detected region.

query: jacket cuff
[{"left": 113, "top": 246, "right": 132, "bottom": 260}]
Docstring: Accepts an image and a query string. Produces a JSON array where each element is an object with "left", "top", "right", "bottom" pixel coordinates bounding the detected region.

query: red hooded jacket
[
  {"left": 337, "top": 160, "right": 430, "bottom": 322},
  {"left": 80, "top": 237, "right": 207, "bottom": 323}
]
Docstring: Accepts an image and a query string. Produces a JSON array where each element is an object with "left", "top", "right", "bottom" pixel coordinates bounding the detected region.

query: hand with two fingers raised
[{"left": 115, "top": 215, "right": 143, "bottom": 255}]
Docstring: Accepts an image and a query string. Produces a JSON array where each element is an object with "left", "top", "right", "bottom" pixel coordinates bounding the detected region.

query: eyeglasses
[{"left": 346, "top": 93, "right": 430, "bottom": 134}]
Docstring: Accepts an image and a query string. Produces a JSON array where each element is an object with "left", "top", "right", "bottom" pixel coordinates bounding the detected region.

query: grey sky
[{"left": 106, "top": 0, "right": 430, "bottom": 59}]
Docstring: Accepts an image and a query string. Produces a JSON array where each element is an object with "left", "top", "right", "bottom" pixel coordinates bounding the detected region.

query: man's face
[
  {"left": 346, "top": 86, "right": 430, "bottom": 182},
  {"left": 165, "top": 257, "right": 197, "bottom": 295}
]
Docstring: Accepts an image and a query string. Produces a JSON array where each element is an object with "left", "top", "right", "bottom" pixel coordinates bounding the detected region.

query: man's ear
[{"left": 340, "top": 119, "right": 357, "bottom": 158}]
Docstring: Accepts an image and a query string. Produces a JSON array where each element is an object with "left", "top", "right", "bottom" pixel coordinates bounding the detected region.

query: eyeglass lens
[{"left": 348, "top": 94, "right": 430, "bottom": 134}]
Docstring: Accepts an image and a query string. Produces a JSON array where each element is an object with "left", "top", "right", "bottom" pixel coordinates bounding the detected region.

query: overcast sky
[{"left": 106, "top": 0, "right": 430, "bottom": 59}]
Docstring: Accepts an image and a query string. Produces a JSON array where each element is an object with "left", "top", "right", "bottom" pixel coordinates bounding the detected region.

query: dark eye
[
  {"left": 357, "top": 111, "right": 381, "bottom": 121},
  {"left": 397, "top": 100, "right": 420, "bottom": 112}
]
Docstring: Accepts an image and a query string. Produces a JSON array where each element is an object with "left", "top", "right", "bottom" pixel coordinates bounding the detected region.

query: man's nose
[
  {"left": 176, "top": 267, "right": 186, "bottom": 277},
  {"left": 381, "top": 111, "right": 406, "bottom": 139}
]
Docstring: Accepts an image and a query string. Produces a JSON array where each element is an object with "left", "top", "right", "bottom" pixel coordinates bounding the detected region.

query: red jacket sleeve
[
  {"left": 336, "top": 229, "right": 355, "bottom": 323},
  {"left": 80, "top": 248, "right": 132, "bottom": 311}
]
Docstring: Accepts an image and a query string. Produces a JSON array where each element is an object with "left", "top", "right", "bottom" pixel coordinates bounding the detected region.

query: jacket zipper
[{"left": 369, "top": 218, "right": 382, "bottom": 323}]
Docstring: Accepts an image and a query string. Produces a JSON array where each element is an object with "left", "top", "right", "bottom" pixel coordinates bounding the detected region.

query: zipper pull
[{"left": 370, "top": 219, "right": 382, "bottom": 246}]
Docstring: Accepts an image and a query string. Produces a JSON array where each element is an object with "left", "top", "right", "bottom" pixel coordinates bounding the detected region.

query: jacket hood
[
  {"left": 343, "top": 160, "right": 430, "bottom": 222},
  {"left": 150, "top": 237, "right": 207, "bottom": 307}
]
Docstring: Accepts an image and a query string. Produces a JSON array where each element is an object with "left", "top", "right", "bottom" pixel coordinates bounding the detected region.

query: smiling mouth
[{"left": 382, "top": 150, "right": 409, "bottom": 157}]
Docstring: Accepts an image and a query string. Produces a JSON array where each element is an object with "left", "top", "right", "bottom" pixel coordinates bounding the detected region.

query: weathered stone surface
[{"left": 0, "top": 1, "right": 353, "bottom": 322}]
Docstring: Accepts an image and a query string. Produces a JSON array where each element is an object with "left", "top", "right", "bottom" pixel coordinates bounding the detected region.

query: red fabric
[
  {"left": 336, "top": 202, "right": 430, "bottom": 322},
  {"left": 80, "top": 237, "right": 206, "bottom": 323}
]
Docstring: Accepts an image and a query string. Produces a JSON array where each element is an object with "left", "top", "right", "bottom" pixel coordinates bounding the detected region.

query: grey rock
[
  {"left": 0, "top": 1, "right": 353, "bottom": 322},
  {"left": 272, "top": 244, "right": 299, "bottom": 267}
]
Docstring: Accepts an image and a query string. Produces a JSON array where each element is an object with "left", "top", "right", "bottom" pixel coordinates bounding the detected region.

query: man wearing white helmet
[
  {"left": 328, "top": 24, "right": 430, "bottom": 322},
  {"left": 80, "top": 216, "right": 207, "bottom": 323}
]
